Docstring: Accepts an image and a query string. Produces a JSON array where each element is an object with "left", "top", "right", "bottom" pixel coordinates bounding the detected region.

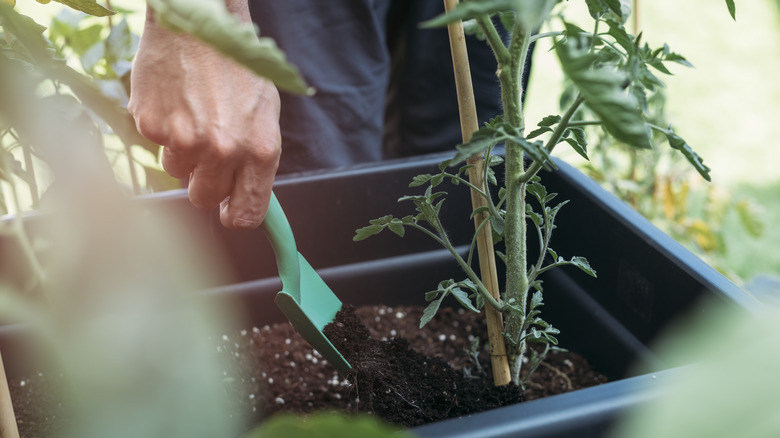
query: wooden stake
[
  {"left": 443, "top": 0, "right": 512, "bottom": 387},
  {"left": 0, "top": 352, "right": 20, "bottom": 438}
]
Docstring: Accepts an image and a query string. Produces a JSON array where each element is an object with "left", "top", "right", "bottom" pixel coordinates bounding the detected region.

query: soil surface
[{"left": 9, "top": 304, "right": 608, "bottom": 437}]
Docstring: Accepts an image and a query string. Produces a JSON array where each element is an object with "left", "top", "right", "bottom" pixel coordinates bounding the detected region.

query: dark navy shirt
[{"left": 249, "top": 1, "right": 512, "bottom": 175}]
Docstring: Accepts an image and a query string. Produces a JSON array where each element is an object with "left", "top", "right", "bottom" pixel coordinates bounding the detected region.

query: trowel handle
[{"left": 260, "top": 192, "right": 301, "bottom": 302}]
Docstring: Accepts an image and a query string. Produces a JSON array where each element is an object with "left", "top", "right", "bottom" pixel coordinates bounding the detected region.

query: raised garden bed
[{"left": 0, "top": 152, "right": 757, "bottom": 437}]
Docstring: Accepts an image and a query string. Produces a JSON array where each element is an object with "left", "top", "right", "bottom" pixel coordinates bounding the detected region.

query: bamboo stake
[
  {"left": 0, "top": 352, "right": 20, "bottom": 438},
  {"left": 443, "top": 0, "right": 512, "bottom": 387}
]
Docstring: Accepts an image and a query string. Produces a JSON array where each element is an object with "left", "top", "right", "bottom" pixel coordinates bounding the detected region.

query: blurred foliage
[
  {"left": 244, "top": 413, "right": 416, "bottom": 438},
  {"left": 0, "top": 2, "right": 177, "bottom": 216},
  {"left": 612, "top": 298, "right": 780, "bottom": 438},
  {"left": 575, "top": 87, "right": 764, "bottom": 283}
]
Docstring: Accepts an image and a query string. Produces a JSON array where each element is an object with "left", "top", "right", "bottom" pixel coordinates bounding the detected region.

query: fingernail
[{"left": 231, "top": 217, "right": 261, "bottom": 230}]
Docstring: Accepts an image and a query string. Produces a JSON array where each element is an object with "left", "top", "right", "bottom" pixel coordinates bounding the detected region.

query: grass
[{"left": 525, "top": 0, "right": 780, "bottom": 284}]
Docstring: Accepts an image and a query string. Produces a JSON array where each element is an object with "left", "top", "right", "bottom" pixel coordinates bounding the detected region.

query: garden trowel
[{"left": 260, "top": 192, "right": 351, "bottom": 372}]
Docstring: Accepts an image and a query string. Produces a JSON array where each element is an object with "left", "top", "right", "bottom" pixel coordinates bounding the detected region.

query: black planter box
[{"left": 0, "top": 152, "right": 757, "bottom": 437}]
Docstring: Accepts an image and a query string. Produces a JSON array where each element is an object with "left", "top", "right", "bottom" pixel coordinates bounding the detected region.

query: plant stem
[
  {"left": 500, "top": 20, "right": 533, "bottom": 384},
  {"left": 476, "top": 16, "right": 510, "bottom": 64},
  {"left": 520, "top": 94, "right": 585, "bottom": 184}
]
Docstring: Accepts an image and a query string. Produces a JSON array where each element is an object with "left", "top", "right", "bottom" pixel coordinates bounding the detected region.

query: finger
[
  {"left": 187, "top": 160, "right": 235, "bottom": 210},
  {"left": 219, "top": 164, "right": 276, "bottom": 230},
  {"left": 160, "top": 146, "right": 197, "bottom": 179}
]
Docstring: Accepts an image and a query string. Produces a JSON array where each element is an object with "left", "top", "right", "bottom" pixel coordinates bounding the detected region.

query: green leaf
[
  {"left": 606, "top": 18, "right": 634, "bottom": 54},
  {"left": 605, "top": 0, "right": 631, "bottom": 23},
  {"left": 353, "top": 224, "right": 384, "bottom": 241},
  {"left": 570, "top": 256, "right": 597, "bottom": 277},
  {"left": 565, "top": 127, "right": 589, "bottom": 160},
  {"left": 526, "top": 205, "right": 542, "bottom": 227},
  {"left": 450, "top": 129, "right": 497, "bottom": 165},
  {"left": 527, "top": 182, "right": 548, "bottom": 205},
  {"left": 63, "top": 23, "right": 104, "bottom": 56},
  {"left": 147, "top": 0, "right": 312, "bottom": 95},
  {"left": 556, "top": 28, "right": 652, "bottom": 149},
  {"left": 451, "top": 286, "right": 480, "bottom": 313},
  {"left": 585, "top": 0, "right": 608, "bottom": 19},
  {"left": 666, "top": 130, "right": 711, "bottom": 181},
  {"left": 421, "top": 0, "right": 517, "bottom": 28},
  {"left": 530, "top": 290, "right": 544, "bottom": 310},
  {"left": 421, "top": 0, "right": 554, "bottom": 32},
  {"left": 410, "top": 174, "right": 433, "bottom": 187},
  {"left": 517, "top": 137, "right": 555, "bottom": 170},
  {"left": 52, "top": 0, "right": 114, "bottom": 17},
  {"left": 725, "top": 0, "right": 736, "bottom": 20},
  {"left": 387, "top": 221, "right": 405, "bottom": 238},
  {"left": 527, "top": 126, "right": 552, "bottom": 139},
  {"left": 105, "top": 17, "right": 138, "bottom": 65},
  {"left": 586, "top": 0, "right": 630, "bottom": 23},
  {"left": 420, "top": 294, "right": 446, "bottom": 329},
  {"left": 430, "top": 173, "right": 445, "bottom": 187},
  {"left": 354, "top": 215, "right": 398, "bottom": 241},
  {"left": 538, "top": 114, "right": 562, "bottom": 127},
  {"left": 462, "top": 19, "right": 486, "bottom": 40},
  {"left": 246, "top": 412, "right": 415, "bottom": 438}
]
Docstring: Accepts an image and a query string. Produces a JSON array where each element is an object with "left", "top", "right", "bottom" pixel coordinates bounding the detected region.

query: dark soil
[{"left": 9, "top": 304, "right": 608, "bottom": 437}]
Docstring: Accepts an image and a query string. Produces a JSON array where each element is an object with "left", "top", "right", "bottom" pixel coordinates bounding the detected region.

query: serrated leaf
[
  {"left": 530, "top": 291, "right": 544, "bottom": 309},
  {"left": 604, "top": 0, "right": 631, "bottom": 23},
  {"left": 585, "top": 0, "right": 608, "bottom": 18},
  {"left": 606, "top": 18, "right": 634, "bottom": 53},
  {"left": 353, "top": 224, "right": 384, "bottom": 241},
  {"left": 450, "top": 127, "right": 498, "bottom": 165},
  {"left": 665, "top": 52, "right": 693, "bottom": 68},
  {"left": 570, "top": 256, "right": 597, "bottom": 277},
  {"left": 420, "top": 295, "right": 446, "bottom": 329},
  {"left": 666, "top": 130, "right": 711, "bottom": 181},
  {"left": 387, "top": 221, "right": 405, "bottom": 238},
  {"left": 527, "top": 182, "right": 548, "bottom": 204},
  {"left": 147, "top": 0, "right": 312, "bottom": 95},
  {"left": 586, "top": 0, "right": 630, "bottom": 22},
  {"left": 547, "top": 248, "right": 558, "bottom": 260},
  {"left": 53, "top": 0, "right": 114, "bottom": 17},
  {"left": 538, "top": 114, "right": 562, "bottom": 127},
  {"left": 410, "top": 174, "right": 433, "bottom": 187},
  {"left": 557, "top": 29, "right": 652, "bottom": 149},
  {"left": 527, "top": 126, "right": 552, "bottom": 139},
  {"left": 564, "top": 137, "right": 589, "bottom": 161},
  {"left": 401, "top": 215, "right": 416, "bottom": 225},
  {"left": 451, "top": 287, "right": 480, "bottom": 313},
  {"left": 517, "top": 137, "right": 555, "bottom": 170}
]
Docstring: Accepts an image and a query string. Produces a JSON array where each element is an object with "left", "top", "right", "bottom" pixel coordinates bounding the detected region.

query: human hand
[{"left": 128, "top": 5, "right": 280, "bottom": 230}]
